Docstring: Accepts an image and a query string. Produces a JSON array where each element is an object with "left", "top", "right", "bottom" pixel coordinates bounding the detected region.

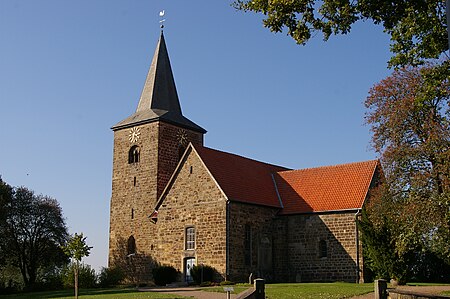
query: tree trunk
[{"left": 74, "top": 263, "right": 79, "bottom": 299}]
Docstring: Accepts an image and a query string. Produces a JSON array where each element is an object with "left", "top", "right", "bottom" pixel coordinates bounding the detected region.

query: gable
[
  {"left": 155, "top": 145, "right": 227, "bottom": 212},
  {"left": 275, "top": 160, "right": 379, "bottom": 214}
]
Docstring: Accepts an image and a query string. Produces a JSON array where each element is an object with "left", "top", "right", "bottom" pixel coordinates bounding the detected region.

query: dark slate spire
[
  {"left": 112, "top": 31, "right": 206, "bottom": 133},
  {"left": 136, "top": 31, "right": 181, "bottom": 114}
]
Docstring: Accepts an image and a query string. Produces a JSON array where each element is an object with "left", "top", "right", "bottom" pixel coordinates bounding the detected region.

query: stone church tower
[{"left": 108, "top": 31, "right": 206, "bottom": 278}]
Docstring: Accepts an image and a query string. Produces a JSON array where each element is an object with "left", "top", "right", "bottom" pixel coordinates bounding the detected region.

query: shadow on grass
[{"left": 1, "top": 288, "right": 140, "bottom": 299}]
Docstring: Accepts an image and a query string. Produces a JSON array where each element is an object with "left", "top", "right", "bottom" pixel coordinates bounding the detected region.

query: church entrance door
[{"left": 185, "top": 257, "right": 195, "bottom": 283}]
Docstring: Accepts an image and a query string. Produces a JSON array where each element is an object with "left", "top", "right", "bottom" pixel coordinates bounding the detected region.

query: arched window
[
  {"left": 128, "top": 145, "right": 140, "bottom": 164},
  {"left": 319, "top": 240, "right": 327, "bottom": 258},
  {"left": 127, "top": 235, "right": 136, "bottom": 256}
]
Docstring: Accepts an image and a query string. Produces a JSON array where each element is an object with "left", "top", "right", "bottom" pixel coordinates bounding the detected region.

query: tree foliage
[
  {"left": 61, "top": 263, "right": 96, "bottom": 289},
  {"left": 0, "top": 181, "right": 68, "bottom": 290},
  {"left": 97, "top": 266, "right": 124, "bottom": 288},
  {"left": 63, "top": 233, "right": 92, "bottom": 299},
  {"left": 233, "top": 0, "right": 449, "bottom": 67},
  {"left": 360, "top": 64, "right": 450, "bottom": 281},
  {"left": 63, "top": 233, "right": 92, "bottom": 263}
]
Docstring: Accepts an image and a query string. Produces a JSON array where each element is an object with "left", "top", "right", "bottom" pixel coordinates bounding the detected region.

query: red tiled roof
[
  {"left": 194, "top": 145, "right": 290, "bottom": 208},
  {"left": 275, "top": 160, "right": 378, "bottom": 214}
]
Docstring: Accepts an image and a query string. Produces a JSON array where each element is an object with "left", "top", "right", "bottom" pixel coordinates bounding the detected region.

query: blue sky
[{"left": 0, "top": 1, "right": 392, "bottom": 271}]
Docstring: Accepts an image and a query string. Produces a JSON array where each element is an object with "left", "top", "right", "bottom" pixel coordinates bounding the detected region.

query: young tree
[
  {"left": 63, "top": 233, "right": 92, "bottom": 299},
  {"left": 0, "top": 184, "right": 68, "bottom": 289}
]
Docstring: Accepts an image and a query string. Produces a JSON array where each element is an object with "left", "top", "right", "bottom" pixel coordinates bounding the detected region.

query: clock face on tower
[
  {"left": 177, "top": 129, "right": 189, "bottom": 146},
  {"left": 129, "top": 127, "right": 141, "bottom": 143}
]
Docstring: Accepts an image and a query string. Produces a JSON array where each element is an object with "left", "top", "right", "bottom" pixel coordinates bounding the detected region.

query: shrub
[
  {"left": 62, "top": 263, "right": 97, "bottom": 288},
  {"left": 190, "top": 265, "right": 215, "bottom": 284},
  {"left": 98, "top": 267, "right": 124, "bottom": 288},
  {"left": 220, "top": 280, "right": 235, "bottom": 286},
  {"left": 199, "top": 281, "right": 212, "bottom": 287},
  {"left": 152, "top": 265, "right": 178, "bottom": 286}
]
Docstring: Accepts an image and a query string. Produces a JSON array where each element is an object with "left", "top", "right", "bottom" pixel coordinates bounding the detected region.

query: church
[{"left": 108, "top": 31, "right": 380, "bottom": 284}]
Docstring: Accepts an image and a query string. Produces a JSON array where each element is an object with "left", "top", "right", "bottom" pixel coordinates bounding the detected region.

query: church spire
[
  {"left": 112, "top": 32, "right": 206, "bottom": 133},
  {"left": 136, "top": 31, "right": 181, "bottom": 115}
]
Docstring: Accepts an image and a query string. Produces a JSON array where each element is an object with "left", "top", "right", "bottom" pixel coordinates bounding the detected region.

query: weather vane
[{"left": 159, "top": 10, "right": 166, "bottom": 29}]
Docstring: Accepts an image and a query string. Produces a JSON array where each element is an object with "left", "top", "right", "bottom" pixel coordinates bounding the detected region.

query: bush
[
  {"left": 190, "top": 265, "right": 215, "bottom": 284},
  {"left": 34, "top": 266, "right": 64, "bottom": 291},
  {"left": 199, "top": 281, "right": 212, "bottom": 287},
  {"left": 62, "top": 263, "right": 97, "bottom": 288},
  {"left": 220, "top": 280, "right": 235, "bottom": 286},
  {"left": 98, "top": 267, "right": 124, "bottom": 288},
  {"left": 152, "top": 265, "right": 178, "bottom": 286}
]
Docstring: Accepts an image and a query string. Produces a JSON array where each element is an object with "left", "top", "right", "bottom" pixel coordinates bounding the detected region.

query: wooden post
[
  {"left": 375, "top": 279, "right": 387, "bottom": 299},
  {"left": 254, "top": 278, "right": 265, "bottom": 299}
]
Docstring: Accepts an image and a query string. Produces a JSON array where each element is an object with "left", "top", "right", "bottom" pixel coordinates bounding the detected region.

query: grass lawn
[
  {"left": 204, "top": 282, "right": 374, "bottom": 299},
  {"left": 0, "top": 288, "right": 188, "bottom": 299}
]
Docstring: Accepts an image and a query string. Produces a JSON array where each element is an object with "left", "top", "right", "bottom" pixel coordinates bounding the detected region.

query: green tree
[
  {"left": 63, "top": 233, "right": 92, "bottom": 299},
  {"left": 0, "top": 184, "right": 68, "bottom": 290},
  {"left": 361, "top": 64, "right": 450, "bottom": 281},
  {"left": 233, "top": 0, "right": 449, "bottom": 67},
  {"left": 0, "top": 177, "right": 13, "bottom": 269}
]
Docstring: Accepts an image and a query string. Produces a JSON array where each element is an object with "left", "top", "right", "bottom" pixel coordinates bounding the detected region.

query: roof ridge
[
  {"left": 193, "top": 144, "right": 291, "bottom": 171},
  {"left": 278, "top": 159, "right": 378, "bottom": 174}
]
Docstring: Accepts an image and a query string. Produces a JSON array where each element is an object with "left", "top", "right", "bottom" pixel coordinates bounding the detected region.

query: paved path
[{"left": 140, "top": 287, "right": 238, "bottom": 299}]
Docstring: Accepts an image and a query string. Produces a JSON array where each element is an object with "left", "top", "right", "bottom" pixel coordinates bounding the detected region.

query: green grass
[
  {"left": 0, "top": 288, "right": 188, "bottom": 299},
  {"left": 265, "top": 283, "right": 374, "bottom": 299},
  {"left": 204, "top": 282, "right": 374, "bottom": 299}
]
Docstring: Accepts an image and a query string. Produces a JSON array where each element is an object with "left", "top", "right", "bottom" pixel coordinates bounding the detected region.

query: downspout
[
  {"left": 354, "top": 209, "right": 362, "bottom": 283},
  {"left": 226, "top": 200, "right": 230, "bottom": 280}
]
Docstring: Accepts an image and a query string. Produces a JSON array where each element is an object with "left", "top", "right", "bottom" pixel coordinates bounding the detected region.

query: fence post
[
  {"left": 375, "top": 279, "right": 387, "bottom": 299},
  {"left": 254, "top": 278, "right": 265, "bottom": 299}
]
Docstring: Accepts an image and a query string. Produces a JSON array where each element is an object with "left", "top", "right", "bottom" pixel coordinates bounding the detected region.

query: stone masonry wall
[
  {"left": 272, "top": 217, "right": 289, "bottom": 282},
  {"left": 279, "top": 212, "right": 363, "bottom": 283},
  {"left": 109, "top": 122, "right": 159, "bottom": 281},
  {"left": 228, "top": 202, "right": 279, "bottom": 282},
  {"left": 109, "top": 121, "right": 203, "bottom": 282},
  {"left": 153, "top": 147, "right": 227, "bottom": 281},
  {"left": 157, "top": 122, "right": 203, "bottom": 198}
]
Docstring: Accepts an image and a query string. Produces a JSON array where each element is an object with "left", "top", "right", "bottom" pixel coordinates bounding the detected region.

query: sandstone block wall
[
  {"left": 157, "top": 122, "right": 203, "bottom": 198},
  {"left": 273, "top": 212, "right": 363, "bottom": 283},
  {"left": 109, "top": 122, "right": 160, "bottom": 279},
  {"left": 109, "top": 120, "right": 203, "bottom": 282},
  {"left": 154, "top": 147, "right": 227, "bottom": 280},
  {"left": 228, "top": 202, "right": 279, "bottom": 282}
]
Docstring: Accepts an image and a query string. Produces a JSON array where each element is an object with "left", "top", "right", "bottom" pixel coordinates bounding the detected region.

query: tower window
[
  {"left": 131, "top": 208, "right": 134, "bottom": 219},
  {"left": 128, "top": 145, "right": 140, "bottom": 164},
  {"left": 319, "top": 240, "right": 327, "bottom": 258},
  {"left": 133, "top": 176, "right": 137, "bottom": 186},
  {"left": 185, "top": 227, "right": 195, "bottom": 250},
  {"left": 244, "top": 224, "right": 252, "bottom": 266},
  {"left": 127, "top": 235, "right": 136, "bottom": 256}
]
